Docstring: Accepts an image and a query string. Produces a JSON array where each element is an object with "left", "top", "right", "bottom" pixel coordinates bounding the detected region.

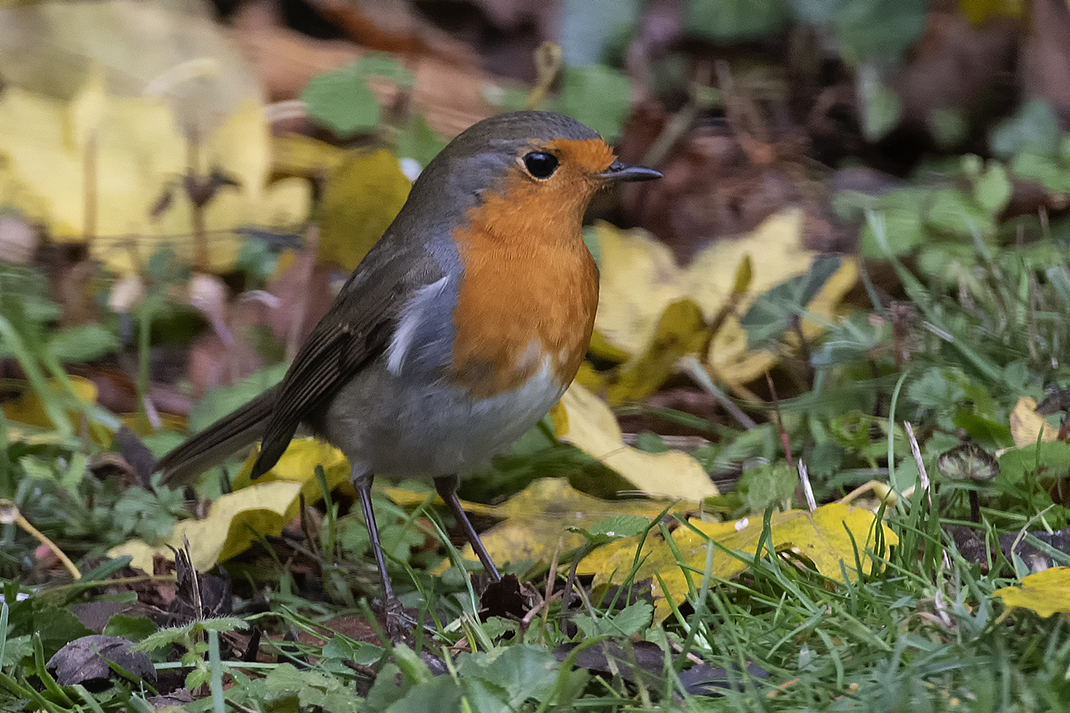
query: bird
[{"left": 155, "top": 110, "right": 662, "bottom": 631}]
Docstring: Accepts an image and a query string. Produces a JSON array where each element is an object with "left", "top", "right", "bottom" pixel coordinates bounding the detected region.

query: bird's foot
[{"left": 376, "top": 596, "right": 415, "bottom": 642}]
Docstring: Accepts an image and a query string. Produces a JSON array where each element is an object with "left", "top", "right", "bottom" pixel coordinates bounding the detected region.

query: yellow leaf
[
  {"left": 994, "top": 567, "right": 1070, "bottom": 618},
  {"left": 120, "top": 412, "right": 186, "bottom": 437},
  {"left": 205, "top": 98, "right": 269, "bottom": 202},
  {"left": 1009, "top": 396, "right": 1059, "bottom": 448},
  {"left": 604, "top": 298, "right": 708, "bottom": 404},
  {"left": 230, "top": 437, "right": 354, "bottom": 504},
  {"left": 318, "top": 148, "right": 411, "bottom": 272},
  {"left": 108, "top": 480, "right": 305, "bottom": 573},
  {"left": 731, "top": 254, "right": 753, "bottom": 295},
  {"left": 272, "top": 135, "right": 348, "bottom": 175},
  {"left": 2, "top": 375, "right": 97, "bottom": 431},
  {"left": 586, "top": 330, "right": 632, "bottom": 364},
  {"left": 68, "top": 63, "right": 107, "bottom": 150},
  {"left": 0, "top": 69, "right": 308, "bottom": 273},
  {"left": 578, "top": 502, "right": 898, "bottom": 620},
  {"left": 958, "top": 0, "right": 1022, "bottom": 25},
  {"left": 556, "top": 383, "right": 718, "bottom": 500},
  {"left": 110, "top": 438, "right": 357, "bottom": 573},
  {"left": 591, "top": 213, "right": 858, "bottom": 391},
  {"left": 417, "top": 478, "right": 689, "bottom": 575}
]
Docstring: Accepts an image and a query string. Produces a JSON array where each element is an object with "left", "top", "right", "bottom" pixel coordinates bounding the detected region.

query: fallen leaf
[
  {"left": 230, "top": 438, "right": 352, "bottom": 495},
  {"left": 590, "top": 213, "right": 858, "bottom": 392},
  {"left": 1009, "top": 396, "right": 1060, "bottom": 448},
  {"left": 109, "top": 438, "right": 352, "bottom": 572},
  {"left": 583, "top": 298, "right": 708, "bottom": 404},
  {"left": 994, "top": 566, "right": 1070, "bottom": 617},
  {"left": 398, "top": 478, "right": 690, "bottom": 576},
  {"left": 318, "top": 148, "right": 411, "bottom": 272},
  {"left": 578, "top": 502, "right": 898, "bottom": 620},
  {"left": 554, "top": 383, "right": 718, "bottom": 500},
  {"left": 2, "top": 375, "right": 115, "bottom": 445},
  {"left": 108, "top": 480, "right": 304, "bottom": 573}
]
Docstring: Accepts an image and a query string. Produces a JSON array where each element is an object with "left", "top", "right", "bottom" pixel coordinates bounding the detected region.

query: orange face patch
[{"left": 447, "top": 137, "right": 611, "bottom": 398}]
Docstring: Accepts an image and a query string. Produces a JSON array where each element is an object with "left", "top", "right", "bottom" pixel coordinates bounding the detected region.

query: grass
[{"left": 4, "top": 163, "right": 1070, "bottom": 711}]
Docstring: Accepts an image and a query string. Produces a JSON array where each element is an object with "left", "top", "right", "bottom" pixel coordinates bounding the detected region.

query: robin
[{"left": 156, "top": 110, "right": 662, "bottom": 629}]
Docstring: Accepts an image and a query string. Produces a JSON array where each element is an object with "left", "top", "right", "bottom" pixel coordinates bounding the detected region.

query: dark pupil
[{"left": 524, "top": 152, "right": 558, "bottom": 178}]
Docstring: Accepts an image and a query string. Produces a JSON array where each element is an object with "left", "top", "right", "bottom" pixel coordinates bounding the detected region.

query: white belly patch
[{"left": 322, "top": 356, "right": 564, "bottom": 479}]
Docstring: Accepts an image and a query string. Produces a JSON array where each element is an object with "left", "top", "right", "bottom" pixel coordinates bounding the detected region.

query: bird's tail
[{"left": 155, "top": 386, "right": 278, "bottom": 487}]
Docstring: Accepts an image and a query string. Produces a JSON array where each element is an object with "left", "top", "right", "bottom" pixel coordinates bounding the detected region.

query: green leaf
[
  {"left": 908, "top": 367, "right": 967, "bottom": 411},
  {"left": 103, "top": 615, "right": 157, "bottom": 643},
  {"left": 952, "top": 413, "right": 1013, "bottom": 451},
  {"left": 301, "top": 64, "right": 380, "bottom": 137},
  {"left": 931, "top": 107, "right": 968, "bottom": 148},
  {"left": 559, "top": 65, "right": 632, "bottom": 138},
  {"left": 990, "top": 100, "right": 1061, "bottom": 158},
  {"left": 609, "top": 600, "right": 653, "bottom": 636},
  {"left": 575, "top": 601, "right": 654, "bottom": 639},
  {"left": 194, "top": 616, "right": 248, "bottom": 633},
  {"left": 235, "top": 236, "right": 279, "bottom": 280},
  {"left": 187, "top": 363, "right": 287, "bottom": 433},
  {"left": 857, "top": 189, "right": 928, "bottom": 258},
  {"left": 389, "top": 675, "right": 464, "bottom": 713},
  {"left": 321, "top": 635, "right": 384, "bottom": 667},
  {"left": 363, "top": 663, "right": 410, "bottom": 713},
  {"left": 737, "top": 461, "right": 798, "bottom": 512},
  {"left": 359, "top": 54, "right": 415, "bottom": 88},
  {"left": 394, "top": 113, "right": 446, "bottom": 168},
  {"left": 857, "top": 64, "right": 901, "bottom": 141},
  {"left": 793, "top": 0, "right": 927, "bottom": 64},
  {"left": 562, "top": 0, "right": 641, "bottom": 65},
  {"left": 974, "top": 162, "right": 1012, "bottom": 216},
  {"left": 740, "top": 255, "right": 841, "bottom": 348},
  {"left": 391, "top": 643, "right": 435, "bottom": 686},
  {"left": 46, "top": 324, "right": 119, "bottom": 362},
  {"left": 998, "top": 441, "right": 1070, "bottom": 485},
  {"left": 1012, "top": 150, "right": 1070, "bottom": 194},
  {"left": 926, "top": 187, "right": 994, "bottom": 237},
  {"left": 582, "top": 514, "right": 649, "bottom": 540},
  {"left": 685, "top": 0, "right": 792, "bottom": 42},
  {"left": 460, "top": 645, "right": 560, "bottom": 708}
]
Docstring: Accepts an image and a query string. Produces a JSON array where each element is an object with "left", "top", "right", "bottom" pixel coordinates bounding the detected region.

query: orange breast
[{"left": 449, "top": 161, "right": 602, "bottom": 399}]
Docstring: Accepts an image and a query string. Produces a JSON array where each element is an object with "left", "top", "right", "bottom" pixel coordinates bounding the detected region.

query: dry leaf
[
  {"left": 590, "top": 213, "right": 858, "bottom": 392},
  {"left": 319, "top": 148, "right": 411, "bottom": 272},
  {"left": 554, "top": 383, "right": 718, "bottom": 500},
  {"left": 108, "top": 439, "right": 353, "bottom": 572},
  {"left": 578, "top": 502, "right": 898, "bottom": 620},
  {"left": 390, "top": 478, "right": 691, "bottom": 576},
  {"left": 1009, "top": 396, "right": 1060, "bottom": 449},
  {"left": 994, "top": 566, "right": 1070, "bottom": 617}
]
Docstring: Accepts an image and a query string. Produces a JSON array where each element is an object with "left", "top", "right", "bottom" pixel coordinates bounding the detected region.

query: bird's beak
[{"left": 596, "top": 160, "right": 663, "bottom": 183}]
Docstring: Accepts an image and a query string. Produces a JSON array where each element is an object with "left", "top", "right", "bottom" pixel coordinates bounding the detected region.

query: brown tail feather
[{"left": 155, "top": 387, "right": 278, "bottom": 486}]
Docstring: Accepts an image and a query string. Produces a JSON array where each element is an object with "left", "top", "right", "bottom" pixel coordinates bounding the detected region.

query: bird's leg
[
  {"left": 353, "top": 467, "right": 407, "bottom": 636},
  {"left": 434, "top": 474, "right": 501, "bottom": 581}
]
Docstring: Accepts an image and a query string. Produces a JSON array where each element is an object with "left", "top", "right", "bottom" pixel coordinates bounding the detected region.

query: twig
[
  {"left": 526, "top": 42, "right": 562, "bottom": 110},
  {"left": 0, "top": 500, "right": 81, "bottom": 579},
  {"left": 642, "top": 61, "right": 716, "bottom": 168}
]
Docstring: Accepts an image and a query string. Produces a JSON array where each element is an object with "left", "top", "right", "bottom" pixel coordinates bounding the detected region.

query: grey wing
[{"left": 249, "top": 245, "right": 443, "bottom": 478}]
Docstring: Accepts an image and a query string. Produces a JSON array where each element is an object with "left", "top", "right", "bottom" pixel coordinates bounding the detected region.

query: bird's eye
[{"left": 523, "top": 151, "right": 559, "bottom": 179}]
